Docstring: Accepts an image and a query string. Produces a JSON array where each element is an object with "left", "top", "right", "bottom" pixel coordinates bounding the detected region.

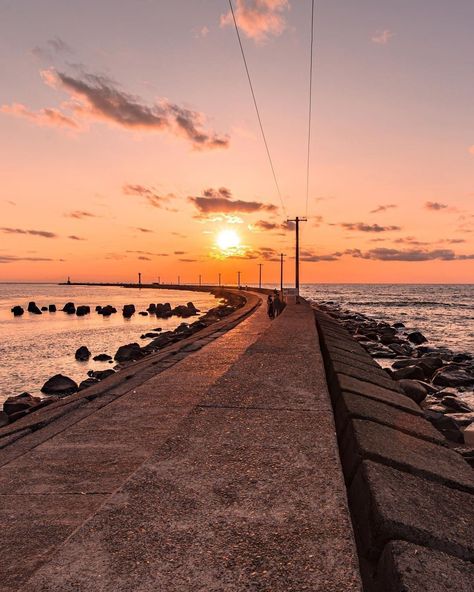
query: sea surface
[
  {"left": 0, "top": 284, "right": 219, "bottom": 403},
  {"left": 301, "top": 283, "right": 474, "bottom": 355}
]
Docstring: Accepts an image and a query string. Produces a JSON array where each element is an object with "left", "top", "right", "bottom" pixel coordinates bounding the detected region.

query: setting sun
[{"left": 216, "top": 229, "right": 241, "bottom": 252}]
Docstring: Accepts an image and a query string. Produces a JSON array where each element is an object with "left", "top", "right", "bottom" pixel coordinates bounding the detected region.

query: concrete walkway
[{"left": 1, "top": 296, "right": 361, "bottom": 591}]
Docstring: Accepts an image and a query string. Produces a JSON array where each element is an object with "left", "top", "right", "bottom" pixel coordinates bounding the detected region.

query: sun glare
[{"left": 216, "top": 229, "right": 241, "bottom": 251}]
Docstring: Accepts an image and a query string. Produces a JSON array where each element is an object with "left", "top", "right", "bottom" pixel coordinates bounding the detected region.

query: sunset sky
[{"left": 1, "top": 0, "right": 473, "bottom": 284}]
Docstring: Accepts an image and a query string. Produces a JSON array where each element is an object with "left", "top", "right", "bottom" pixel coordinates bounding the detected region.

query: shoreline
[
  {"left": 1, "top": 286, "right": 248, "bottom": 427},
  {"left": 313, "top": 300, "right": 474, "bottom": 454}
]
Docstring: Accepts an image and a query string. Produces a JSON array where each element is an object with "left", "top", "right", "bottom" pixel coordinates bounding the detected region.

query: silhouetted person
[
  {"left": 273, "top": 292, "right": 282, "bottom": 316},
  {"left": 267, "top": 295, "right": 274, "bottom": 319}
]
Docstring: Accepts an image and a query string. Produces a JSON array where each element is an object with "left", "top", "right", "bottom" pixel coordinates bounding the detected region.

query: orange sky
[{"left": 1, "top": 0, "right": 473, "bottom": 284}]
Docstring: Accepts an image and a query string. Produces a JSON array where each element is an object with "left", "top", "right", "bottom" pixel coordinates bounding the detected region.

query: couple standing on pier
[{"left": 267, "top": 291, "right": 282, "bottom": 319}]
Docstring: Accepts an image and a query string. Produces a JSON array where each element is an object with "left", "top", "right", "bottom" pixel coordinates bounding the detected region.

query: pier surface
[{"left": 0, "top": 292, "right": 361, "bottom": 591}]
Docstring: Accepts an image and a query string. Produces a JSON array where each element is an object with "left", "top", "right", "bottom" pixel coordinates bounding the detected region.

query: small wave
[{"left": 345, "top": 301, "right": 467, "bottom": 308}]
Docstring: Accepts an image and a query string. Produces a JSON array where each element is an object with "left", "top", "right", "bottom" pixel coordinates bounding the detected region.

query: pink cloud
[
  {"left": 0, "top": 102, "right": 78, "bottom": 129},
  {"left": 371, "top": 30, "right": 394, "bottom": 45},
  {"left": 221, "top": 0, "right": 290, "bottom": 43}
]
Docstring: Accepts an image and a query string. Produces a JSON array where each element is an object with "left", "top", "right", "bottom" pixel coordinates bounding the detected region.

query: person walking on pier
[
  {"left": 267, "top": 295, "right": 275, "bottom": 319},
  {"left": 273, "top": 292, "right": 282, "bottom": 317}
]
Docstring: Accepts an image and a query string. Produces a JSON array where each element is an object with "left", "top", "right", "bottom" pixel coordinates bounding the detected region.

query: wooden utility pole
[
  {"left": 280, "top": 253, "right": 285, "bottom": 293},
  {"left": 258, "top": 263, "right": 263, "bottom": 289},
  {"left": 138, "top": 272, "right": 142, "bottom": 287},
  {"left": 218, "top": 273, "right": 221, "bottom": 287},
  {"left": 237, "top": 271, "right": 241, "bottom": 288},
  {"left": 199, "top": 274, "right": 202, "bottom": 286},
  {"left": 287, "top": 217, "right": 307, "bottom": 297}
]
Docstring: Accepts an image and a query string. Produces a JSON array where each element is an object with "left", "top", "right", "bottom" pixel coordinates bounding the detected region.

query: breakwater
[{"left": 314, "top": 307, "right": 474, "bottom": 591}]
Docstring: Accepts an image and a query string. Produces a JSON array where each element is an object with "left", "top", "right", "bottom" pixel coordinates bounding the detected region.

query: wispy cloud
[
  {"left": 126, "top": 250, "right": 169, "bottom": 257},
  {"left": 425, "top": 201, "right": 448, "bottom": 211},
  {"left": 31, "top": 36, "right": 73, "bottom": 60},
  {"left": 135, "top": 227, "right": 154, "bottom": 233},
  {"left": 193, "top": 26, "right": 210, "bottom": 39},
  {"left": 0, "top": 255, "right": 56, "bottom": 264},
  {"left": 336, "top": 222, "right": 401, "bottom": 233},
  {"left": 65, "top": 210, "right": 99, "bottom": 219},
  {"left": 68, "top": 235, "right": 86, "bottom": 241},
  {"left": 189, "top": 187, "right": 277, "bottom": 216},
  {"left": 252, "top": 219, "right": 294, "bottom": 232},
  {"left": 123, "top": 184, "right": 176, "bottom": 209},
  {"left": 371, "top": 29, "right": 394, "bottom": 45},
  {"left": 1, "top": 68, "right": 230, "bottom": 149},
  {"left": 0, "top": 227, "right": 57, "bottom": 238},
  {"left": 300, "top": 250, "right": 342, "bottom": 262},
  {"left": 370, "top": 204, "right": 397, "bottom": 214},
  {"left": 350, "top": 248, "right": 474, "bottom": 262},
  {"left": 221, "top": 0, "right": 290, "bottom": 43}
]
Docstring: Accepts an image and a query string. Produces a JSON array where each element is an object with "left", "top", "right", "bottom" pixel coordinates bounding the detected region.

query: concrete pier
[{"left": 0, "top": 292, "right": 362, "bottom": 591}]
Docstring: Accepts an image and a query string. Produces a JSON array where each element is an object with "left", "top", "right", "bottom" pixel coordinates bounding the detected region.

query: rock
[
  {"left": 392, "top": 365, "right": 425, "bottom": 381},
  {"left": 79, "top": 378, "right": 99, "bottom": 391},
  {"left": 41, "top": 374, "right": 78, "bottom": 396},
  {"left": 432, "top": 366, "right": 474, "bottom": 387},
  {"left": 416, "top": 356, "right": 444, "bottom": 378},
  {"left": 114, "top": 343, "right": 144, "bottom": 362},
  {"left": 453, "top": 353, "right": 473, "bottom": 363},
  {"left": 62, "top": 302, "right": 76, "bottom": 314},
  {"left": 187, "top": 301, "right": 200, "bottom": 312},
  {"left": 407, "top": 331, "right": 427, "bottom": 345},
  {"left": 99, "top": 305, "right": 117, "bottom": 316},
  {"left": 93, "top": 353, "right": 112, "bottom": 361},
  {"left": 41, "top": 306, "right": 48, "bottom": 311},
  {"left": 76, "top": 305, "right": 91, "bottom": 316},
  {"left": 75, "top": 346, "right": 91, "bottom": 361},
  {"left": 3, "top": 392, "right": 42, "bottom": 415},
  {"left": 155, "top": 303, "right": 172, "bottom": 318},
  {"left": 398, "top": 379, "right": 428, "bottom": 404},
  {"left": 172, "top": 304, "right": 197, "bottom": 318},
  {"left": 122, "top": 304, "right": 136, "bottom": 318},
  {"left": 11, "top": 305, "right": 24, "bottom": 316},
  {"left": 392, "top": 359, "right": 417, "bottom": 370},
  {"left": 95, "top": 305, "right": 102, "bottom": 312},
  {"left": 442, "top": 396, "right": 472, "bottom": 413},
  {"left": 138, "top": 311, "right": 148, "bottom": 316},
  {"left": 380, "top": 334, "right": 400, "bottom": 346},
  {"left": 48, "top": 304, "right": 56, "bottom": 312},
  {"left": 464, "top": 424, "right": 474, "bottom": 447},
  {"left": 428, "top": 414, "right": 464, "bottom": 444},
  {"left": 0, "top": 411, "right": 8, "bottom": 427},
  {"left": 152, "top": 327, "right": 162, "bottom": 332},
  {"left": 141, "top": 332, "right": 162, "bottom": 339},
  {"left": 87, "top": 369, "right": 115, "bottom": 381},
  {"left": 393, "top": 322, "right": 405, "bottom": 328},
  {"left": 147, "top": 303, "right": 157, "bottom": 313},
  {"left": 27, "top": 301, "right": 42, "bottom": 314}
]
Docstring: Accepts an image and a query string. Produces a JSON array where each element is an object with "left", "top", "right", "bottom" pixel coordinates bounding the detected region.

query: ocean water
[
  {"left": 0, "top": 284, "right": 219, "bottom": 403},
  {"left": 301, "top": 284, "right": 474, "bottom": 355}
]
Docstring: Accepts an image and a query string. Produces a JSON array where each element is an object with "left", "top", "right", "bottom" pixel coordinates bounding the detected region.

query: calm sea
[
  {"left": 0, "top": 284, "right": 218, "bottom": 403},
  {"left": 301, "top": 283, "right": 474, "bottom": 355}
]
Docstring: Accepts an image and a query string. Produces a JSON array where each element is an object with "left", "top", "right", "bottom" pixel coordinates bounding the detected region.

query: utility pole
[
  {"left": 138, "top": 272, "right": 142, "bottom": 288},
  {"left": 218, "top": 273, "right": 221, "bottom": 287},
  {"left": 178, "top": 275, "right": 180, "bottom": 286},
  {"left": 199, "top": 274, "right": 202, "bottom": 286},
  {"left": 237, "top": 271, "right": 241, "bottom": 288},
  {"left": 258, "top": 263, "right": 263, "bottom": 289},
  {"left": 287, "top": 216, "right": 307, "bottom": 297},
  {"left": 158, "top": 276, "right": 160, "bottom": 284},
  {"left": 280, "top": 253, "right": 285, "bottom": 293}
]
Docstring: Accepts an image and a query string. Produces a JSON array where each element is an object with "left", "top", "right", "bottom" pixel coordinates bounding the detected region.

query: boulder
[
  {"left": 432, "top": 366, "right": 474, "bottom": 387},
  {"left": 76, "top": 305, "right": 91, "bottom": 316},
  {"left": 41, "top": 306, "right": 48, "bottom": 311},
  {"left": 0, "top": 411, "right": 8, "bottom": 427},
  {"left": 79, "top": 378, "right": 99, "bottom": 391},
  {"left": 407, "top": 331, "right": 427, "bottom": 345},
  {"left": 156, "top": 303, "right": 172, "bottom": 318},
  {"left": 114, "top": 343, "right": 143, "bottom": 362},
  {"left": 138, "top": 311, "right": 148, "bottom": 316},
  {"left": 93, "top": 353, "right": 112, "bottom": 361},
  {"left": 122, "top": 304, "right": 136, "bottom": 318},
  {"left": 441, "top": 396, "right": 472, "bottom": 413},
  {"left": 87, "top": 369, "right": 115, "bottom": 381},
  {"left": 152, "top": 327, "right": 162, "bottom": 332},
  {"left": 62, "top": 302, "right": 76, "bottom": 314},
  {"left": 41, "top": 374, "right": 78, "bottom": 396},
  {"left": 141, "top": 332, "right": 162, "bottom": 339},
  {"left": 393, "top": 322, "right": 405, "bottom": 328},
  {"left": 398, "top": 379, "right": 428, "bottom": 404},
  {"left": 187, "top": 302, "right": 200, "bottom": 313},
  {"left": 392, "top": 365, "right": 426, "bottom": 381},
  {"left": 147, "top": 303, "right": 157, "bottom": 313},
  {"left": 453, "top": 353, "right": 473, "bottom": 363},
  {"left": 75, "top": 346, "right": 91, "bottom": 361},
  {"left": 427, "top": 413, "right": 464, "bottom": 444},
  {"left": 27, "top": 301, "right": 42, "bottom": 314},
  {"left": 11, "top": 305, "right": 24, "bottom": 316},
  {"left": 99, "top": 305, "right": 117, "bottom": 316},
  {"left": 48, "top": 304, "right": 56, "bottom": 312},
  {"left": 3, "top": 392, "right": 42, "bottom": 415},
  {"left": 95, "top": 305, "right": 102, "bottom": 312}
]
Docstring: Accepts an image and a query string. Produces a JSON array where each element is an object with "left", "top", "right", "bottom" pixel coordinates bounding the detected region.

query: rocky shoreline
[
  {"left": 315, "top": 301, "right": 474, "bottom": 463},
  {"left": 1, "top": 290, "right": 245, "bottom": 427}
]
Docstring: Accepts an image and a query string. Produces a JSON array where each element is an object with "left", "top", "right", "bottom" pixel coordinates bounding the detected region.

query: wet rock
[
  {"left": 41, "top": 306, "right": 48, "bottom": 311},
  {"left": 441, "top": 396, "right": 472, "bottom": 413},
  {"left": 41, "top": 374, "right": 78, "bottom": 396},
  {"left": 76, "top": 305, "right": 91, "bottom": 316},
  {"left": 87, "top": 369, "right": 115, "bottom": 381},
  {"left": 172, "top": 304, "right": 197, "bottom": 318},
  {"left": 187, "top": 302, "right": 199, "bottom": 313},
  {"left": 79, "top": 378, "right": 99, "bottom": 391},
  {"left": 3, "top": 392, "right": 42, "bottom": 415},
  {"left": 398, "top": 379, "right": 428, "bottom": 404},
  {"left": 147, "top": 303, "right": 157, "bottom": 313},
  {"left": 11, "top": 305, "right": 24, "bottom": 316},
  {"left": 93, "top": 353, "right": 112, "bottom": 361},
  {"left": 122, "top": 304, "right": 136, "bottom": 318},
  {"left": 95, "top": 305, "right": 102, "bottom": 312},
  {"left": 114, "top": 343, "right": 144, "bottom": 362},
  {"left": 75, "top": 346, "right": 91, "bottom": 361},
  {"left": 392, "top": 365, "right": 426, "bottom": 381},
  {"left": 453, "top": 353, "right": 473, "bottom": 363},
  {"left": 392, "top": 359, "right": 418, "bottom": 370},
  {"left": 48, "top": 304, "right": 56, "bottom": 312},
  {"left": 155, "top": 303, "right": 172, "bottom": 318},
  {"left": 393, "top": 322, "right": 405, "bottom": 328},
  {"left": 62, "top": 302, "right": 76, "bottom": 314},
  {"left": 407, "top": 331, "right": 427, "bottom": 345},
  {"left": 380, "top": 334, "right": 400, "bottom": 346},
  {"left": 432, "top": 366, "right": 474, "bottom": 387},
  {"left": 366, "top": 344, "right": 396, "bottom": 358},
  {"left": 427, "top": 413, "right": 464, "bottom": 444},
  {"left": 152, "top": 327, "right": 162, "bottom": 332},
  {"left": 27, "top": 301, "right": 42, "bottom": 314},
  {"left": 138, "top": 311, "right": 148, "bottom": 316},
  {"left": 141, "top": 332, "right": 162, "bottom": 339},
  {"left": 0, "top": 411, "right": 8, "bottom": 427}
]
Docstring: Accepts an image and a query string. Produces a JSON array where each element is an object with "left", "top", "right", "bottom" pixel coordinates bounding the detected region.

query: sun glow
[{"left": 216, "top": 229, "right": 241, "bottom": 251}]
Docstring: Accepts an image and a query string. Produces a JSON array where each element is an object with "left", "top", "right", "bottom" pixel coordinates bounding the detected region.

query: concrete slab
[
  {"left": 376, "top": 540, "right": 474, "bottom": 592},
  {"left": 350, "top": 461, "right": 474, "bottom": 563},
  {"left": 335, "top": 393, "right": 446, "bottom": 445},
  {"left": 329, "top": 361, "right": 397, "bottom": 391},
  {"left": 341, "top": 419, "right": 474, "bottom": 492}
]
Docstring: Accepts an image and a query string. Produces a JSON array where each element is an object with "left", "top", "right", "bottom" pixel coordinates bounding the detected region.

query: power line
[
  {"left": 305, "top": 0, "right": 316, "bottom": 217},
  {"left": 227, "top": 0, "right": 286, "bottom": 217}
]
